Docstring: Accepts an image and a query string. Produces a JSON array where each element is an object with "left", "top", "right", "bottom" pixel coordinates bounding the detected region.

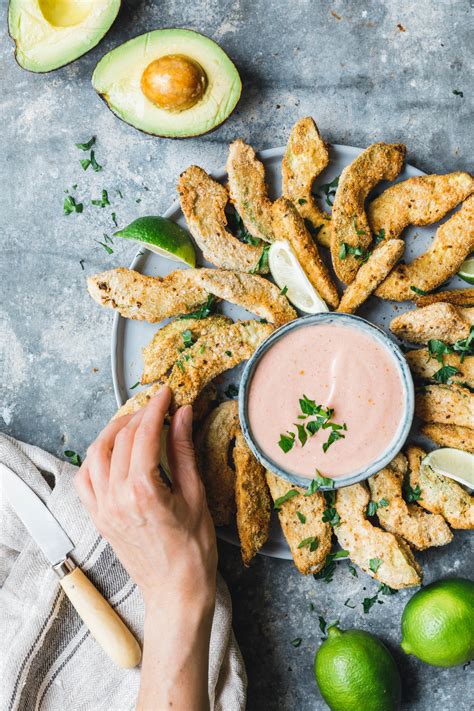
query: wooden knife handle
[{"left": 59, "top": 565, "right": 141, "bottom": 668}]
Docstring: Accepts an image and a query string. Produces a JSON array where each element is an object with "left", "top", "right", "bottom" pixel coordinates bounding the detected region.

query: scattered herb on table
[
  {"left": 89, "top": 150, "right": 102, "bottom": 172},
  {"left": 75, "top": 136, "right": 96, "bottom": 151},
  {"left": 348, "top": 563, "right": 358, "bottom": 577},
  {"left": 64, "top": 450, "right": 82, "bottom": 466},
  {"left": 318, "top": 616, "right": 327, "bottom": 634},
  {"left": 79, "top": 259, "right": 85, "bottom": 270},
  {"left": 362, "top": 594, "right": 380, "bottom": 614},
  {"left": 452, "top": 89, "right": 464, "bottom": 97},
  {"left": 63, "top": 195, "right": 83, "bottom": 215},
  {"left": 291, "top": 637, "right": 302, "bottom": 648},
  {"left": 313, "top": 550, "right": 349, "bottom": 583},
  {"left": 111, "top": 212, "right": 118, "bottom": 227},
  {"left": 130, "top": 381, "right": 140, "bottom": 389},
  {"left": 344, "top": 598, "right": 356, "bottom": 608},
  {"left": 96, "top": 240, "right": 113, "bottom": 254},
  {"left": 308, "top": 602, "right": 315, "bottom": 612},
  {"left": 91, "top": 189, "right": 110, "bottom": 207},
  {"left": 224, "top": 383, "right": 239, "bottom": 399}
]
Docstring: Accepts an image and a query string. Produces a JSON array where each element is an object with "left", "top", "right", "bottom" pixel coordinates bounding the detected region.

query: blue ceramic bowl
[{"left": 238, "top": 313, "right": 414, "bottom": 490}]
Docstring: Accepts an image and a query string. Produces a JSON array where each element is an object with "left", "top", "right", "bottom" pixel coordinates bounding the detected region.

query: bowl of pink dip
[{"left": 239, "top": 314, "right": 414, "bottom": 489}]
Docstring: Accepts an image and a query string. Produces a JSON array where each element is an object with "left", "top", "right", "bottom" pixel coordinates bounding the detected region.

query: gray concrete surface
[{"left": 1, "top": 0, "right": 473, "bottom": 708}]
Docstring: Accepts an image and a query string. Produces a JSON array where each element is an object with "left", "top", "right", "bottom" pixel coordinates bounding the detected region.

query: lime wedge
[
  {"left": 458, "top": 256, "right": 474, "bottom": 284},
  {"left": 115, "top": 216, "right": 196, "bottom": 266},
  {"left": 422, "top": 448, "right": 474, "bottom": 489},
  {"left": 268, "top": 240, "right": 329, "bottom": 314}
]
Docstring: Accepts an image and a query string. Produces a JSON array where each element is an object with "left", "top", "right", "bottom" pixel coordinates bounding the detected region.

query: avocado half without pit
[
  {"left": 92, "top": 29, "right": 242, "bottom": 138},
  {"left": 8, "top": 0, "right": 121, "bottom": 73}
]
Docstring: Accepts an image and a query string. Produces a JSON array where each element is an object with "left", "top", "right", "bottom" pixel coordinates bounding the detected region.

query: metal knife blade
[{"left": 0, "top": 462, "right": 74, "bottom": 566}]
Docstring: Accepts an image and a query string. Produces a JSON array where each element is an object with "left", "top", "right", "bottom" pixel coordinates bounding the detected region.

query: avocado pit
[{"left": 140, "top": 54, "right": 208, "bottom": 112}]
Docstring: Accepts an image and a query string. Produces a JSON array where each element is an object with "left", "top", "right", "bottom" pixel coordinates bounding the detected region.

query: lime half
[
  {"left": 458, "top": 256, "right": 474, "bottom": 284},
  {"left": 268, "top": 240, "right": 329, "bottom": 314},
  {"left": 115, "top": 216, "right": 196, "bottom": 266},
  {"left": 422, "top": 448, "right": 474, "bottom": 489}
]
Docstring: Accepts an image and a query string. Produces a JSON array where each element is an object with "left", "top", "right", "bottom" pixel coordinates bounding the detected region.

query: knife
[{"left": 0, "top": 462, "right": 141, "bottom": 668}]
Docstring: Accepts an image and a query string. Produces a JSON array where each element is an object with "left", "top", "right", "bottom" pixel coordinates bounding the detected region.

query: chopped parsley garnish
[
  {"left": 278, "top": 431, "right": 296, "bottom": 453},
  {"left": 379, "top": 583, "right": 397, "bottom": 595},
  {"left": 273, "top": 489, "right": 299, "bottom": 509},
  {"left": 79, "top": 259, "right": 85, "bottom": 270},
  {"left": 344, "top": 598, "right": 356, "bottom": 608},
  {"left": 227, "top": 209, "right": 261, "bottom": 246},
  {"left": 373, "top": 228, "right": 386, "bottom": 245},
  {"left": 433, "top": 364, "right": 460, "bottom": 384},
  {"left": 352, "top": 216, "right": 366, "bottom": 236},
  {"left": 363, "top": 583, "right": 397, "bottom": 613},
  {"left": 348, "top": 563, "right": 358, "bottom": 577},
  {"left": 111, "top": 212, "right": 118, "bottom": 227},
  {"left": 178, "top": 295, "right": 216, "bottom": 320},
  {"left": 369, "top": 557, "right": 382, "bottom": 573},
  {"left": 225, "top": 350, "right": 232, "bottom": 357},
  {"left": 298, "top": 198, "right": 307, "bottom": 205},
  {"left": 366, "top": 498, "right": 389, "bottom": 517},
  {"left": 181, "top": 329, "right": 194, "bottom": 348},
  {"left": 296, "top": 511, "right": 306, "bottom": 524},
  {"left": 298, "top": 536, "right": 319, "bottom": 551},
  {"left": 279, "top": 396, "right": 347, "bottom": 455},
  {"left": 317, "top": 175, "right": 339, "bottom": 206},
  {"left": 318, "top": 616, "right": 327, "bottom": 634},
  {"left": 63, "top": 195, "right": 83, "bottom": 215},
  {"left": 452, "top": 89, "right": 464, "bottom": 97},
  {"left": 224, "top": 383, "right": 239, "bottom": 399},
  {"left": 305, "top": 472, "right": 334, "bottom": 494},
  {"left": 130, "top": 381, "right": 140, "bottom": 389},
  {"left": 80, "top": 157, "right": 91, "bottom": 171},
  {"left": 280, "top": 285, "right": 288, "bottom": 296},
  {"left": 322, "top": 504, "right": 341, "bottom": 527},
  {"left": 64, "top": 450, "right": 81, "bottom": 466},
  {"left": 91, "top": 189, "right": 110, "bottom": 208},
  {"left": 250, "top": 245, "right": 270, "bottom": 274},
  {"left": 410, "top": 286, "right": 429, "bottom": 296},
  {"left": 309, "top": 602, "right": 315, "bottom": 611},
  {"left": 339, "top": 242, "right": 370, "bottom": 262},
  {"left": 176, "top": 360, "right": 185, "bottom": 372},
  {"left": 75, "top": 136, "right": 96, "bottom": 151},
  {"left": 290, "top": 637, "right": 302, "bottom": 648},
  {"left": 404, "top": 483, "right": 422, "bottom": 503}
]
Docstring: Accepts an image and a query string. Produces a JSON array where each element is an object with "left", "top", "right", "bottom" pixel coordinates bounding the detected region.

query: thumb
[{"left": 167, "top": 405, "right": 202, "bottom": 498}]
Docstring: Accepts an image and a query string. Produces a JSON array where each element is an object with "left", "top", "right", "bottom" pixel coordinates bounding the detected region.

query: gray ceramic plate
[{"left": 111, "top": 144, "right": 462, "bottom": 559}]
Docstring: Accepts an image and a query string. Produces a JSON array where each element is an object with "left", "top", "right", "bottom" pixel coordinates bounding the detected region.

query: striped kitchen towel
[{"left": 0, "top": 433, "right": 247, "bottom": 711}]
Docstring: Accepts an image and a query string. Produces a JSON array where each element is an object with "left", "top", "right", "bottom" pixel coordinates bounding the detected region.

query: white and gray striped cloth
[{"left": 0, "top": 434, "right": 247, "bottom": 711}]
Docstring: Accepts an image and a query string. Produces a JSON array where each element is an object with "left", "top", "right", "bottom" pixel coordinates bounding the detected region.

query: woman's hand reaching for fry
[{"left": 74, "top": 386, "right": 217, "bottom": 711}]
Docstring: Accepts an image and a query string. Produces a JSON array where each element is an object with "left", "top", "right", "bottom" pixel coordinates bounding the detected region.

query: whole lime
[
  {"left": 401, "top": 577, "right": 474, "bottom": 667},
  {"left": 314, "top": 625, "right": 401, "bottom": 711}
]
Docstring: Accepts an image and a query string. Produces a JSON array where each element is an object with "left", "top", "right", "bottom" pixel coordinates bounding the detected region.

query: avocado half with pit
[
  {"left": 92, "top": 29, "right": 242, "bottom": 138},
  {"left": 8, "top": 0, "right": 121, "bottom": 73}
]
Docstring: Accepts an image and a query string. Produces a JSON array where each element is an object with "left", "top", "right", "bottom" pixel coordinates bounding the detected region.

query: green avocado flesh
[
  {"left": 92, "top": 29, "right": 242, "bottom": 138},
  {"left": 8, "top": 0, "right": 120, "bottom": 72}
]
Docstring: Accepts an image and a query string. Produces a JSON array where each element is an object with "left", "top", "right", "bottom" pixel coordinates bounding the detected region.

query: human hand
[{"left": 74, "top": 387, "right": 217, "bottom": 610}]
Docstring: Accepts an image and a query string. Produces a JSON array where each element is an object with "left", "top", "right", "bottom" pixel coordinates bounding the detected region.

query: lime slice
[
  {"left": 268, "top": 240, "right": 329, "bottom": 314},
  {"left": 115, "top": 216, "right": 196, "bottom": 266},
  {"left": 458, "top": 256, "right": 474, "bottom": 284},
  {"left": 421, "top": 448, "right": 474, "bottom": 489}
]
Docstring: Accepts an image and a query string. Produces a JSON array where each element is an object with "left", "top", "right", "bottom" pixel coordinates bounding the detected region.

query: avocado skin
[
  {"left": 8, "top": 0, "right": 121, "bottom": 74},
  {"left": 92, "top": 29, "right": 242, "bottom": 139}
]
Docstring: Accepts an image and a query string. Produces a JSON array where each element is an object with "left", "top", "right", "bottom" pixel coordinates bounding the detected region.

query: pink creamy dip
[{"left": 247, "top": 323, "right": 405, "bottom": 480}]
